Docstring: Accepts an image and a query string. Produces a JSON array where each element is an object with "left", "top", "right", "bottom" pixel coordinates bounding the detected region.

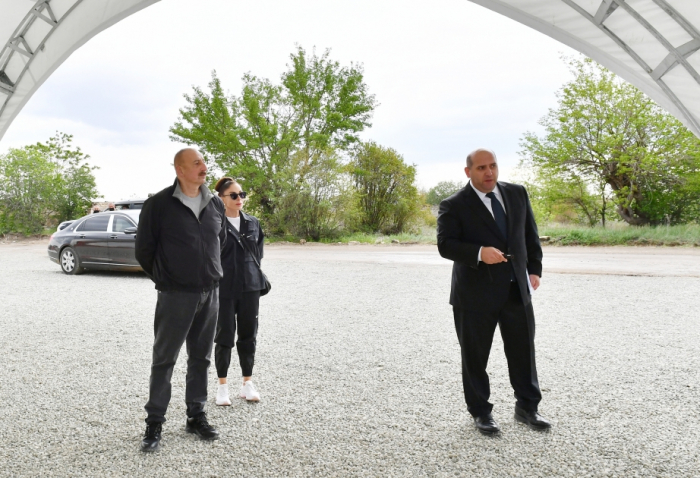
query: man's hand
[
  {"left": 529, "top": 274, "right": 540, "bottom": 291},
  {"left": 481, "top": 247, "right": 508, "bottom": 264}
]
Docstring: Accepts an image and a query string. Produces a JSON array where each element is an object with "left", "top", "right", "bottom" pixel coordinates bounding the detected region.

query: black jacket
[
  {"left": 219, "top": 211, "right": 266, "bottom": 299},
  {"left": 135, "top": 179, "right": 227, "bottom": 292},
  {"left": 437, "top": 181, "right": 542, "bottom": 311}
]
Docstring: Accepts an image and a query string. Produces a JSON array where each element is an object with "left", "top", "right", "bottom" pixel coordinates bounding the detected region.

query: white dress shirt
[
  {"left": 472, "top": 183, "right": 506, "bottom": 218},
  {"left": 472, "top": 183, "right": 506, "bottom": 263},
  {"left": 471, "top": 183, "right": 534, "bottom": 293}
]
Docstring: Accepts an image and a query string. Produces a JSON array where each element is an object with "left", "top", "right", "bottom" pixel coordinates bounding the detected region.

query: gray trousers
[{"left": 144, "top": 288, "right": 219, "bottom": 423}]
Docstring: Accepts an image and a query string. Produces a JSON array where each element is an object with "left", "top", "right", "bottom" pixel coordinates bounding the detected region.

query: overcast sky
[{"left": 0, "top": 0, "right": 576, "bottom": 201}]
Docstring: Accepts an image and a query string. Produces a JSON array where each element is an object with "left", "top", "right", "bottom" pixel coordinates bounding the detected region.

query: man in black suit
[{"left": 437, "top": 148, "right": 551, "bottom": 435}]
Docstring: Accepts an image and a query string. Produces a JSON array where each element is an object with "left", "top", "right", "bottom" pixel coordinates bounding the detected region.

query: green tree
[
  {"left": 36, "top": 133, "right": 99, "bottom": 223},
  {"left": 269, "top": 149, "right": 356, "bottom": 240},
  {"left": 0, "top": 147, "right": 57, "bottom": 234},
  {"left": 0, "top": 133, "right": 99, "bottom": 235},
  {"left": 520, "top": 56, "right": 700, "bottom": 226},
  {"left": 517, "top": 168, "right": 607, "bottom": 226},
  {"left": 426, "top": 180, "right": 464, "bottom": 205},
  {"left": 350, "top": 141, "right": 425, "bottom": 234},
  {"left": 170, "top": 46, "right": 377, "bottom": 222}
]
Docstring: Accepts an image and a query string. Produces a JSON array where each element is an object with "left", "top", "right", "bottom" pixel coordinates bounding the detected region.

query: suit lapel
[
  {"left": 465, "top": 182, "right": 506, "bottom": 241},
  {"left": 498, "top": 182, "right": 513, "bottom": 240}
]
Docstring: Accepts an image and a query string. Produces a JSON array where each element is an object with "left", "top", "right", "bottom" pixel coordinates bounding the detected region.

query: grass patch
[
  {"left": 539, "top": 223, "right": 700, "bottom": 246},
  {"left": 266, "top": 224, "right": 700, "bottom": 247}
]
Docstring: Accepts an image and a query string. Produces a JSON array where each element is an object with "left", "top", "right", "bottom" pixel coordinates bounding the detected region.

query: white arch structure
[
  {"left": 470, "top": 0, "right": 700, "bottom": 137},
  {"left": 0, "top": 0, "right": 159, "bottom": 141},
  {"left": 1, "top": 0, "right": 699, "bottom": 141}
]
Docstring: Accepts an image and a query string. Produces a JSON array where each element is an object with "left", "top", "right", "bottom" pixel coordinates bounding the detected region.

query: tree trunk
[
  {"left": 616, "top": 205, "right": 649, "bottom": 226},
  {"left": 601, "top": 192, "right": 606, "bottom": 228}
]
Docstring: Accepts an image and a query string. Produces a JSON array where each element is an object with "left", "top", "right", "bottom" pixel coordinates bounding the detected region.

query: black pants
[
  {"left": 144, "top": 288, "right": 218, "bottom": 423},
  {"left": 215, "top": 291, "right": 260, "bottom": 378},
  {"left": 453, "top": 282, "right": 542, "bottom": 417}
]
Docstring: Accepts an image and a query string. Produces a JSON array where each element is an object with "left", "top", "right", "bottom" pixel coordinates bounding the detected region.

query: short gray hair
[{"left": 466, "top": 148, "right": 497, "bottom": 168}]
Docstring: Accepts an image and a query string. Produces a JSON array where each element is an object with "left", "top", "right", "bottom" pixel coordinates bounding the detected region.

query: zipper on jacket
[
  {"left": 199, "top": 219, "right": 206, "bottom": 286},
  {"left": 177, "top": 199, "right": 207, "bottom": 286}
]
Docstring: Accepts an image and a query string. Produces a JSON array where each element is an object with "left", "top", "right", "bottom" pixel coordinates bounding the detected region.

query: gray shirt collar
[{"left": 172, "top": 178, "right": 215, "bottom": 216}]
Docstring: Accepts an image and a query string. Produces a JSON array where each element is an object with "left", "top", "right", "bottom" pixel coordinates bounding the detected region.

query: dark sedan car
[{"left": 48, "top": 210, "right": 142, "bottom": 274}]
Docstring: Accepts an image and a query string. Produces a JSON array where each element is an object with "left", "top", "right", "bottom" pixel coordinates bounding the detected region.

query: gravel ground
[{"left": 0, "top": 242, "right": 698, "bottom": 477}]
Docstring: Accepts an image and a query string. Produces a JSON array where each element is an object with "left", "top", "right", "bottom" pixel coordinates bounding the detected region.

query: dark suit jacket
[
  {"left": 437, "top": 181, "right": 542, "bottom": 311},
  {"left": 219, "top": 211, "right": 266, "bottom": 299}
]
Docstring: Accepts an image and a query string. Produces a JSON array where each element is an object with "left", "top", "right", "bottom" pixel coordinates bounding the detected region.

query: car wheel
[{"left": 60, "top": 247, "right": 84, "bottom": 275}]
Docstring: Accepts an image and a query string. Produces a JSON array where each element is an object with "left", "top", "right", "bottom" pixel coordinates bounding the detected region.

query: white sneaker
[
  {"left": 240, "top": 380, "right": 261, "bottom": 402},
  {"left": 216, "top": 383, "right": 231, "bottom": 406}
]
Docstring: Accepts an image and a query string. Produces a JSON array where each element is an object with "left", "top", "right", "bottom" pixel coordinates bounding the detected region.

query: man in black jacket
[
  {"left": 135, "top": 148, "right": 227, "bottom": 452},
  {"left": 437, "top": 148, "right": 551, "bottom": 435}
]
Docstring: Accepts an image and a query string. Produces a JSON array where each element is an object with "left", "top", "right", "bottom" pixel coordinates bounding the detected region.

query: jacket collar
[
  {"left": 238, "top": 211, "right": 249, "bottom": 236},
  {"left": 498, "top": 181, "right": 513, "bottom": 226},
  {"left": 171, "top": 178, "right": 215, "bottom": 216},
  {"left": 465, "top": 181, "right": 509, "bottom": 242}
]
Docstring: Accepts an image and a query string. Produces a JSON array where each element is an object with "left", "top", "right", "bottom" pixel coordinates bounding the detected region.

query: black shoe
[
  {"left": 514, "top": 406, "right": 552, "bottom": 430},
  {"left": 140, "top": 422, "right": 162, "bottom": 452},
  {"left": 473, "top": 414, "right": 500, "bottom": 435},
  {"left": 185, "top": 413, "right": 220, "bottom": 441}
]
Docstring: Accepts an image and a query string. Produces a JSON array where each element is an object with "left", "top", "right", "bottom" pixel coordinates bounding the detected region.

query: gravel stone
[{"left": 0, "top": 243, "right": 698, "bottom": 477}]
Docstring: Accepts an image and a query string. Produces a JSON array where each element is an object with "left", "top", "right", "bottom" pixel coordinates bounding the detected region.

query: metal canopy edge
[
  {"left": 468, "top": 0, "right": 700, "bottom": 138},
  {"left": 0, "top": 0, "right": 161, "bottom": 141},
  {"left": 1, "top": 0, "right": 699, "bottom": 141}
]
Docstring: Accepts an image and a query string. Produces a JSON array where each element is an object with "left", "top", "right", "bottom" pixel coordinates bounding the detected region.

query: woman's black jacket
[{"left": 219, "top": 211, "right": 265, "bottom": 299}]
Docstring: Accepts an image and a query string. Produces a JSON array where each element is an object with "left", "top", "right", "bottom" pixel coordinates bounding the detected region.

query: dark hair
[{"left": 214, "top": 176, "right": 239, "bottom": 195}]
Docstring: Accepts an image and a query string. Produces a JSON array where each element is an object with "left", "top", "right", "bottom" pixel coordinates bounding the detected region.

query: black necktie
[{"left": 486, "top": 192, "right": 507, "bottom": 240}]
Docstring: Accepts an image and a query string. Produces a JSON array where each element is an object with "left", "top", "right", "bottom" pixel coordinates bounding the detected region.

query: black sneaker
[
  {"left": 185, "top": 413, "right": 220, "bottom": 441},
  {"left": 140, "top": 422, "right": 162, "bottom": 452}
]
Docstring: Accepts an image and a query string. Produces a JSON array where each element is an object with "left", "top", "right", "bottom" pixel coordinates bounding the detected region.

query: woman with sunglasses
[{"left": 213, "top": 176, "right": 266, "bottom": 405}]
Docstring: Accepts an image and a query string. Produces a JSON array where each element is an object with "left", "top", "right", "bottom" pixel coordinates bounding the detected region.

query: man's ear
[{"left": 464, "top": 167, "right": 471, "bottom": 179}]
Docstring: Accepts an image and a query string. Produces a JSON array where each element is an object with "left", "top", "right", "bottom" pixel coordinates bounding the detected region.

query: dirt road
[{"left": 264, "top": 243, "right": 700, "bottom": 278}]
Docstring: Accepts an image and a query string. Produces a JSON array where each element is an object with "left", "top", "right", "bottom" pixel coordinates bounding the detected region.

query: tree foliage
[
  {"left": 0, "top": 133, "right": 98, "bottom": 235},
  {"left": 426, "top": 180, "right": 464, "bottom": 205},
  {"left": 517, "top": 169, "right": 607, "bottom": 227},
  {"left": 37, "top": 133, "right": 99, "bottom": 224},
  {"left": 0, "top": 147, "right": 56, "bottom": 234},
  {"left": 169, "top": 46, "right": 435, "bottom": 239},
  {"left": 350, "top": 142, "right": 425, "bottom": 234},
  {"left": 169, "top": 46, "right": 377, "bottom": 221},
  {"left": 269, "top": 149, "right": 355, "bottom": 240},
  {"left": 520, "top": 56, "right": 700, "bottom": 226}
]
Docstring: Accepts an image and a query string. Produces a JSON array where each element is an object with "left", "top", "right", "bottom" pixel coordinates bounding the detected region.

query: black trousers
[
  {"left": 215, "top": 291, "right": 260, "bottom": 378},
  {"left": 144, "top": 288, "right": 218, "bottom": 423},
  {"left": 453, "top": 282, "right": 542, "bottom": 417}
]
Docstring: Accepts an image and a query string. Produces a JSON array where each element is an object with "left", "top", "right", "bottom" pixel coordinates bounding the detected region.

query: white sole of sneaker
[
  {"left": 240, "top": 395, "right": 260, "bottom": 402},
  {"left": 215, "top": 400, "right": 231, "bottom": 406}
]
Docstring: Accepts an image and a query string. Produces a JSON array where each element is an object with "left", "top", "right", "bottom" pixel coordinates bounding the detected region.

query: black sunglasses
[{"left": 225, "top": 191, "right": 247, "bottom": 200}]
